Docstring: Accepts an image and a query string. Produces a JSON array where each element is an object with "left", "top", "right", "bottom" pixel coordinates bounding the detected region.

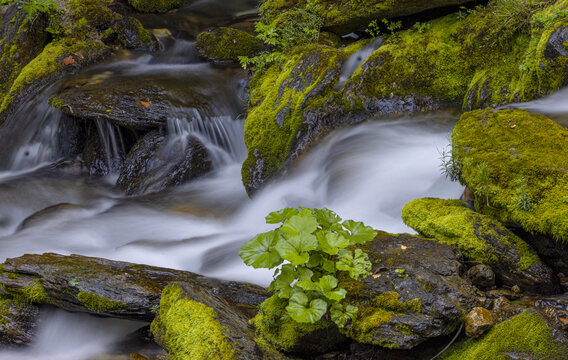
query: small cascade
[
  {"left": 93, "top": 118, "right": 127, "bottom": 175},
  {"left": 335, "top": 37, "right": 384, "bottom": 90}
]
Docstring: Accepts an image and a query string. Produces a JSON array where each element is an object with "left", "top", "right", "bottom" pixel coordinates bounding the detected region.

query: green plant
[
  {"left": 439, "top": 143, "right": 460, "bottom": 182},
  {"left": 239, "top": 0, "right": 323, "bottom": 72},
  {"left": 366, "top": 18, "right": 402, "bottom": 38},
  {"left": 239, "top": 207, "right": 376, "bottom": 326},
  {"left": 412, "top": 21, "right": 431, "bottom": 34},
  {"left": 366, "top": 19, "right": 381, "bottom": 38}
]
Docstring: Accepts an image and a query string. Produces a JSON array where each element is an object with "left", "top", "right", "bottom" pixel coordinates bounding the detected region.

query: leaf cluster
[
  {"left": 1, "top": 0, "right": 59, "bottom": 23},
  {"left": 239, "top": 207, "right": 376, "bottom": 327}
]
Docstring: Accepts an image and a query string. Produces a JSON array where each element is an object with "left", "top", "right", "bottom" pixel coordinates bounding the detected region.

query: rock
[
  {"left": 341, "top": 232, "right": 478, "bottom": 350},
  {"left": 512, "top": 227, "right": 568, "bottom": 275},
  {"left": 467, "top": 264, "right": 496, "bottom": 290},
  {"left": 82, "top": 122, "right": 130, "bottom": 176},
  {"left": 128, "top": 0, "right": 183, "bottom": 13},
  {"left": 104, "top": 16, "right": 159, "bottom": 51},
  {"left": 116, "top": 130, "right": 213, "bottom": 196},
  {"left": 452, "top": 109, "right": 568, "bottom": 263},
  {"left": 259, "top": 0, "right": 472, "bottom": 35},
  {"left": 465, "top": 307, "right": 493, "bottom": 338},
  {"left": 195, "top": 27, "right": 264, "bottom": 62},
  {"left": 442, "top": 310, "right": 568, "bottom": 360},
  {"left": 402, "top": 198, "right": 560, "bottom": 294},
  {"left": 0, "top": 253, "right": 269, "bottom": 322},
  {"left": 0, "top": 298, "right": 40, "bottom": 345},
  {"left": 151, "top": 283, "right": 288, "bottom": 360},
  {"left": 18, "top": 203, "right": 82, "bottom": 230}
]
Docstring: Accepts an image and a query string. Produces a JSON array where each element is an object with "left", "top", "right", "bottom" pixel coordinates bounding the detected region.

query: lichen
[
  {"left": 452, "top": 109, "right": 568, "bottom": 242},
  {"left": 251, "top": 294, "right": 329, "bottom": 352},
  {"left": 195, "top": 27, "right": 264, "bottom": 62},
  {"left": 401, "top": 197, "right": 540, "bottom": 272},
  {"left": 441, "top": 311, "right": 568, "bottom": 360},
  {"left": 127, "top": 0, "right": 183, "bottom": 13},
  {"left": 343, "top": 291, "right": 422, "bottom": 345},
  {"left": 150, "top": 284, "right": 238, "bottom": 360},
  {"left": 77, "top": 291, "right": 123, "bottom": 312}
]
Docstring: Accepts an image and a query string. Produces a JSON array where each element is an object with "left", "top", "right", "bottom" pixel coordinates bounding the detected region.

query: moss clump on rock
[
  {"left": 195, "top": 27, "right": 264, "bottom": 62},
  {"left": 77, "top": 291, "right": 123, "bottom": 312},
  {"left": 441, "top": 311, "right": 568, "bottom": 360},
  {"left": 150, "top": 284, "right": 238, "bottom": 360},
  {"left": 452, "top": 109, "right": 568, "bottom": 242},
  {"left": 127, "top": 0, "right": 183, "bottom": 13},
  {"left": 401, "top": 198, "right": 539, "bottom": 272}
]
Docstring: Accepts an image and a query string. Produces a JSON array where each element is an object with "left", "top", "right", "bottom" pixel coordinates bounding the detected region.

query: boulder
[
  {"left": 464, "top": 307, "right": 493, "bottom": 338},
  {"left": 402, "top": 198, "right": 560, "bottom": 294},
  {"left": 441, "top": 310, "right": 568, "bottom": 360},
  {"left": 195, "top": 27, "right": 264, "bottom": 62},
  {"left": 0, "top": 298, "right": 39, "bottom": 346},
  {"left": 452, "top": 109, "right": 568, "bottom": 270},
  {"left": 116, "top": 130, "right": 213, "bottom": 196},
  {"left": 0, "top": 253, "right": 269, "bottom": 322}
]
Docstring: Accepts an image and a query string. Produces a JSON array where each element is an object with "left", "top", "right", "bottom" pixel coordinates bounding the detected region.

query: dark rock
[
  {"left": 467, "top": 264, "right": 496, "bottom": 290},
  {"left": 116, "top": 130, "right": 212, "bottom": 196},
  {"left": 341, "top": 232, "right": 479, "bottom": 350},
  {"left": 18, "top": 203, "right": 82, "bottom": 231},
  {"left": 512, "top": 227, "right": 568, "bottom": 275},
  {"left": 82, "top": 121, "right": 130, "bottom": 176},
  {"left": 106, "top": 16, "right": 159, "bottom": 51},
  {"left": 0, "top": 298, "right": 40, "bottom": 345},
  {"left": 0, "top": 253, "right": 269, "bottom": 322},
  {"left": 402, "top": 198, "right": 561, "bottom": 295},
  {"left": 465, "top": 307, "right": 493, "bottom": 338}
]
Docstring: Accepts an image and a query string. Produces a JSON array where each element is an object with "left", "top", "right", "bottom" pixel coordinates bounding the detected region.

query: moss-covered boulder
[
  {"left": 452, "top": 109, "right": 568, "bottom": 268},
  {"left": 195, "top": 27, "right": 264, "bottom": 62},
  {"left": 128, "top": 0, "right": 183, "bottom": 13},
  {"left": 259, "top": 0, "right": 472, "bottom": 35},
  {"left": 402, "top": 198, "right": 560, "bottom": 294},
  {"left": 0, "top": 297, "right": 39, "bottom": 345},
  {"left": 0, "top": 253, "right": 269, "bottom": 321},
  {"left": 441, "top": 310, "right": 568, "bottom": 360},
  {"left": 151, "top": 283, "right": 287, "bottom": 360}
]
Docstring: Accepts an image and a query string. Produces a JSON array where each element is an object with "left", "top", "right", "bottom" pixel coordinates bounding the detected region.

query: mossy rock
[
  {"left": 0, "top": 297, "right": 39, "bottom": 345},
  {"left": 441, "top": 310, "right": 568, "bottom": 360},
  {"left": 195, "top": 27, "right": 264, "bottom": 62},
  {"left": 259, "top": 0, "right": 472, "bottom": 35},
  {"left": 127, "top": 0, "right": 183, "bottom": 13},
  {"left": 402, "top": 197, "right": 560, "bottom": 294},
  {"left": 452, "top": 109, "right": 568, "bottom": 245}
]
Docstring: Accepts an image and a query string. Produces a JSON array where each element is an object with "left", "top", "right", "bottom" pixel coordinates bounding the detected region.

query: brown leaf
[
  {"left": 372, "top": 273, "right": 381, "bottom": 279},
  {"left": 140, "top": 100, "right": 151, "bottom": 108},
  {"left": 510, "top": 124, "right": 517, "bottom": 129},
  {"left": 559, "top": 317, "right": 568, "bottom": 324},
  {"left": 63, "top": 56, "right": 75, "bottom": 65},
  {"left": 401, "top": 245, "right": 408, "bottom": 250}
]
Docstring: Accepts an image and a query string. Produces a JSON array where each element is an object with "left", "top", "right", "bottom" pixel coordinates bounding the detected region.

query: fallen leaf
[
  {"left": 401, "top": 245, "right": 408, "bottom": 250},
  {"left": 372, "top": 273, "right": 381, "bottom": 279},
  {"left": 559, "top": 317, "right": 568, "bottom": 324},
  {"left": 510, "top": 124, "right": 517, "bottom": 129},
  {"left": 63, "top": 56, "right": 75, "bottom": 65},
  {"left": 140, "top": 100, "right": 151, "bottom": 108}
]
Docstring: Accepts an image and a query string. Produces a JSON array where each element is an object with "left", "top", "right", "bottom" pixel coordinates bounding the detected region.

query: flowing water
[{"left": 5, "top": 1, "right": 568, "bottom": 358}]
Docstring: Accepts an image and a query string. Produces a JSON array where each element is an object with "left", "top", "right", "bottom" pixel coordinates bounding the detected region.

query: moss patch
[
  {"left": 441, "top": 311, "right": 568, "bottom": 360},
  {"left": 452, "top": 109, "right": 568, "bottom": 242},
  {"left": 150, "top": 284, "right": 238, "bottom": 360},
  {"left": 195, "top": 27, "right": 264, "bottom": 62},
  {"left": 127, "top": 0, "right": 183, "bottom": 13},
  {"left": 77, "top": 291, "right": 123, "bottom": 312},
  {"left": 401, "top": 197, "right": 539, "bottom": 272}
]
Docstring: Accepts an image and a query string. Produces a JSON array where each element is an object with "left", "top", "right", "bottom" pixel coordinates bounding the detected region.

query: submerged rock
[
  {"left": 0, "top": 253, "right": 269, "bottom": 321},
  {"left": 0, "top": 298, "right": 39, "bottom": 346},
  {"left": 195, "top": 27, "right": 264, "bottom": 63},
  {"left": 116, "top": 130, "right": 213, "bottom": 196},
  {"left": 402, "top": 198, "right": 560, "bottom": 294},
  {"left": 452, "top": 109, "right": 568, "bottom": 269}
]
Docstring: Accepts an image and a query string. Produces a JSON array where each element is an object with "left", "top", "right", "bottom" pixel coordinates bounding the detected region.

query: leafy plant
[
  {"left": 439, "top": 142, "right": 460, "bottom": 182},
  {"left": 412, "top": 21, "right": 431, "bottom": 34},
  {"left": 366, "top": 18, "right": 402, "bottom": 38},
  {"left": 239, "top": 207, "right": 376, "bottom": 327}
]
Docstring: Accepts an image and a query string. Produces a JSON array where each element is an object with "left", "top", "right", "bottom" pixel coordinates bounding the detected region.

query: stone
[
  {"left": 0, "top": 298, "right": 39, "bottom": 345},
  {"left": 465, "top": 307, "right": 494, "bottom": 338},
  {"left": 467, "top": 264, "right": 496, "bottom": 290}
]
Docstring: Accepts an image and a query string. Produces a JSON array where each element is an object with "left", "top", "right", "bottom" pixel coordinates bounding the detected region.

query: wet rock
[
  {"left": 105, "top": 16, "right": 159, "bottom": 51},
  {"left": 82, "top": 122, "right": 130, "bottom": 176},
  {"left": 116, "top": 130, "right": 212, "bottom": 196},
  {"left": 465, "top": 307, "right": 493, "bottom": 338},
  {"left": 151, "top": 283, "right": 288, "bottom": 360},
  {"left": 128, "top": 0, "right": 183, "bottom": 13},
  {"left": 18, "top": 203, "right": 82, "bottom": 231},
  {"left": 402, "top": 198, "right": 561, "bottom": 295},
  {"left": 442, "top": 310, "right": 568, "bottom": 360},
  {"left": 467, "top": 264, "right": 496, "bottom": 290},
  {"left": 339, "top": 232, "right": 478, "bottom": 350},
  {"left": 512, "top": 227, "right": 568, "bottom": 275},
  {"left": 0, "top": 298, "right": 40, "bottom": 345},
  {"left": 195, "top": 27, "right": 264, "bottom": 62},
  {"left": 486, "top": 289, "right": 522, "bottom": 301},
  {"left": 452, "top": 109, "right": 568, "bottom": 267},
  {"left": 0, "top": 253, "right": 269, "bottom": 322}
]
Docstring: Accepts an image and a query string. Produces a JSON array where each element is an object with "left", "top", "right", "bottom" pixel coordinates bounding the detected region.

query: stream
[{"left": 2, "top": 1, "right": 567, "bottom": 359}]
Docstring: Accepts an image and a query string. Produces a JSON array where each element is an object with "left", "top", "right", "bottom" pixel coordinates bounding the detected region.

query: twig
[{"left": 429, "top": 322, "right": 464, "bottom": 360}]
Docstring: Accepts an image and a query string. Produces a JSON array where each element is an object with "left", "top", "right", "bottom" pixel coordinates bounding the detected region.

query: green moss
[
  {"left": 441, "top": 311, "right": 568, "bottom": 360},
  {"left": 127, "top": 0, "right": 183, "bottom": 13},
  {"left": 344, "top": 291, "right": 422, "bottom": 345},
  {"left": 402, "top": 197, "right": 539, "bottom": 272},
  {"left": 77, "top": 291, "right": 123, "bottom": 312},
  {"left": 195, "top": 27, "right": 264, "bottom": 62},
  {"left": 150, "top": 284, "right": 238, "bottom": 360},
  {"left": 251, "top": 294, "right": 329, "bottom": 352},
  {"left": 68, "top": 0, "right": 116, "bottom": 29},
  {"left": 9, "top": 279, "right": 50, "bottom": 305},
  {"left": 452, "top": 109, "right": 568, "bottom": 242}
]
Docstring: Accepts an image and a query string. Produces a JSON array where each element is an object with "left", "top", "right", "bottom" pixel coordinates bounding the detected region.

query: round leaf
[{"left": 238, "top": 230, "right": 283, "bottom": 269}]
